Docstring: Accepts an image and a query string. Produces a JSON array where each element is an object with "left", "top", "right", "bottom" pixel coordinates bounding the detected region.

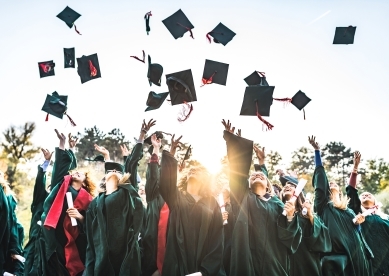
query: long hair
[
  {"left": 279, "top": 189, "right": 305, "bottom": 213},
  {"left": 98, "top": 173, "right": 131, "bottom": 192},
  {"left": 82, "top": 172, "right": 96, "bottom": 197},
  {"left": 249, "top": 171, "right": 275, "bottom": 197},
  {"left": 178, "top": 165, "right": 212, "bottom": 198},
  {"left": 330, "top": 190, "right": 349, "bottom": 210}
]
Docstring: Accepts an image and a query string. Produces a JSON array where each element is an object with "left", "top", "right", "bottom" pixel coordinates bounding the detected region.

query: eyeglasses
[{"left": 106, "top": 170, "right": 123, "bottom": 175}]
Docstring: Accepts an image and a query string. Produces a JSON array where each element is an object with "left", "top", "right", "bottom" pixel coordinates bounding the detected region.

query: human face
[
  {"left": 249, "top": 172, "right": 267, "bottom": 187},
  {"left": 105, "top": 170, "right": 123, "bottom": 182},
  {"left": 329, "top": 181, "right": 340, "bottom": 193},
  {"left": 71, "top": 171, "right": 86, "bottom": 183},
  {"left": 360, "top": 192, "right": 375, "bottom": 207},
  {"left": 139, "top": 185, "right": 145, "bottom": 196},
  {"left": 281, "top": 183, "right": 296, "bottom": 200}
]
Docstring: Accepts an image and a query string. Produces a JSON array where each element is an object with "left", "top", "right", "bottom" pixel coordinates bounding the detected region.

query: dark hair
[{"left": 279, "top": 186, "right": 306, "bottom": 213}]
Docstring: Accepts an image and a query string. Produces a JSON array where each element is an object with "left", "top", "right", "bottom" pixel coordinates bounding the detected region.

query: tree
[
  {"left": 266, "top": 150, "right": 282, "bottom": 181},
  {"left": 322, "top": 142, "right": 353, "bottom": 186},
  {"left": 0, "top": 122, "right": 40, "bottom": 188},
  {"left": 359, "top": 158, "right": 389, "bottom": 194},
  {"left": 289, "top": 147, "right": 314, "bottom": 175}
]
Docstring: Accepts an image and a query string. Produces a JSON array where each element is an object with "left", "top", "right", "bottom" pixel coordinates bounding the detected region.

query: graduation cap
[
  {"left": 201, "top": 59, "right": 229, "bottom": 86},
  {"left": 244, "top": 71, "right": 269, "bottom": 86},
  {"left": 56, "top": 6, "right": 82, "bottom": 35},
  {"left": 162, "top": 9, "right": 194, "bottom": 39},
  {"left": 38, "top": 61, "right": 55, "bottom": 78},
  {"left": 144, "top": 11, "right": 152, "bottom": 35},
  {"left": 104, "top": 162, "right": 124, "bottom": 174},
  {"left": 76, "top": 54, "right": 101, "bottom": 84},
  {"left": 64, "top": 48, "right": 75, "bottom": 68},
  {"left": 145, "top": 91, "right": 169, "bottom": 112},
  {"left": 333, "top": 26, "right": 356, "bottom": 45},
  {"left": 206, "top": 23, "right": 236, "bottom": 45},
  {"left": 179, "top": 145, "right": 192, "bottom": 170},
  {"left": 144, "top": 131, "right": 165, "bottom": 155},
  {"left": 148, "top": 55, "right": 163, "bottom": 86},
  {"left": 291, "top": 90, "right": 311, "bottom": 120},
  {"left": 41, "top": 92, "right": 76, "bottom": 126},
  {"left": 85, "top": 155, "right": 105, "bottom": 162},
  {"left": 240, "top": 86, "right": 275, "bottom": 130},
  {"left": 279, "top": 175, "right": 298, "bottom": 187}
]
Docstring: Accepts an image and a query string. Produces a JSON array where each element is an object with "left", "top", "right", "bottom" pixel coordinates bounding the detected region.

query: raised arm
[
  {"left": 145, "top": 134, "right": 161, "bottom": 202},
  {"left": 346, "top": 151, "right": 362, "bottom": 215},
  {"left": 309, "top": 136, "right": 330, "bottom": 216},
  {"left": 253, "top": 145, "right": 269, "bottom": 177}
]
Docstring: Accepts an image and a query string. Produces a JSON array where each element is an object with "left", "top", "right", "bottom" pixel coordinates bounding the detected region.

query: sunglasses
[{"left": 106, "top": 170, "right": 123, "bottom": 175}]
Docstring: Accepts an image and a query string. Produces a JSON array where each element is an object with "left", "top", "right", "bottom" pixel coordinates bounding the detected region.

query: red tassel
[
  {"left": 74, "top": 25, "right": 82, "bottom": 35},
  {"left": 303, "top": 109, "right": 306, "bottom": 120},
  {"left": 257, "top": 71, "right": 266, "bottom": 77},
  {"left": 255, "top": 101, "right": 274, "bottom": 131},
  {"left": 144, "top": 11, "right": 152, "bottom": 18},
  {"left": 88, "top": 60, "right": 97, "bottom": 77},
  {"left": 39, "top": 63, "right": 52, "bottom": 73},
  {"left": 273, "top": 97, "right": 292, "bottom": 108},
  {"left": 130, "top": 50, "right": 146, "bottom": 63},
  {"left": 45, "top": 113, "right": 49, "bottom": 122},
  {"left": 200, "top": 71, "right": 217, "bottom": 87},
  {"left": 206, "top": 31, "right": 224, "bottom": 43},
  {"left": 66, "top": 114, "right": 76, "bottom": 127},
  {"left": 178, "top": 102, "right": 193, "bottom": 122},
  {"left": 176, "top": 22, "right": 194, "bottom": 39}
]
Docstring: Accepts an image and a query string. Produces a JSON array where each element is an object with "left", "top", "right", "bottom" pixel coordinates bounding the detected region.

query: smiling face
[
  {"left": 249, "top": 171, "right": 268, "bottom": 188},
  {"left": 281, "top": 183, "right": 296, "bottom": 201},
  {"left": 360, "top": 192, "right": 375, "bottom": 208},
  {"left": 329, "top": 181, "right": 340, "bottom": 193}
]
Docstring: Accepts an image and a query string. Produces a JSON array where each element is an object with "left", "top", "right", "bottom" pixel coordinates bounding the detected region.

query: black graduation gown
[
  {"left": 159, "top": 150, "right": 225, "bottom": 276},
  {"left": 347, "top": 185, "right": 389, "bottom": 276},
  {"left": 142, "top": 160, "right": 167, "bottom": 276},
  {"left": 85, "top": 142, "right": 144, "bottom": 276},
  {"left": 222, "top": 202, "right": 233, "bottom": 276},
  {"left": 224, "top": 131, "right": 302, "bottom": 276},
  {"left": 41, "top": 148, "right": 87, "bottom": 276},
  {"left": 313, "top": 166, "right": 373, "bottom": 276},
  {"left": 24, "top": 165, "right": 49, "bottom": 276},
  {"left": 0, "top": 186, "right": 10, "bottom": 274}
]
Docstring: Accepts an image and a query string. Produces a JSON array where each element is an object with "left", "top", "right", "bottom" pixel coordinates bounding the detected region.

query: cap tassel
[
  {"left": 178, "top": 102, "right": 193, "bottom": 122},
  {"left": 73, "top": 24, "right": 82, "bottom": 35},
  {"left": 144, "top": 11, "right": 152, "bottom": 35},
  {"left": 200, "top": 71, "right": 217, "bottom": 87},
  {"left": 273, "top": 97, "right": 292, "bottom": 108},
  {"left": 176, "top": 22, "right": 194, "bottom": 39},
  {"left": 255, "top": 100, "right": 274, "bottom": 131},
  {"left": 257, "top": 71, "right": 266, "bottom": 77},
  {"left": 130, "top": 50, "right": 146, "bottom": 63},
  {"left": 45, "top": 113, "right": 49, "bottom": 122},
  {"left": 88, "top": 60, "right": 97, "bottom": 77},
  {"left": 39, "top": 63, "right": 53, "bottom": 73},
  {"left": 303, "top": 109, "right": 306, "bottom": 120},
  {"left": 206, "top": 32, "right": 224, "bottom": 43},
  {"left": 66, "top": 113, "right": 77, "bottom": 127}
]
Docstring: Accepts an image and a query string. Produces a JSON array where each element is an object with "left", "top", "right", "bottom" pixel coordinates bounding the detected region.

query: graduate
[
  {"left": 23, "top": 149, "right": 53, "bottom": 276},
  {"left": 0, "top": 171, "right": 11, "bottom": 274},
  {"left": 309, "top": 136, "right": 373, "bottom": 276},
  {"left": 85, "top": 119, "right": 153, "bottom": 276},
  {"left": 222, "top": 119, "right": 302, "bottom": 276},
  {"left": 159, "top": 133, "right": 225, "bottom": 276},
  {"left": 347, "top": 151, "right": 389, "bottom": 276},
  {"left": 220, "top": 188, "right": 233, "bottom": 276},
  {"left": 278, "top": 174, "right": 332, "bottom": 276},
  {"left": 41, "top": 130, "right": 95, "bottom": 276}
]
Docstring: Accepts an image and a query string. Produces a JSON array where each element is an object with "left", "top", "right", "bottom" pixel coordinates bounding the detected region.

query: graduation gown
[
  {"left": 289, "top": 214, "right": 332, "bottom": 276},
  {"left": 0, "top": 186, "right": 10, "bottom": 274},
  {"left": 313, "top": 166, "right": 373, "bottom": 276},
  {"left": 85, "top": 142, "right": 144, "bottom": 276},
  {"left": 347, "top": 184, "right": 389, "bottom": 276},
  {"left": 23, "top": 165, "right": 49, "bottom": 276},
  {"left": 41, "top": 148, "right": 92, "bottom": 276},
  {"left": 222, "top": 202, "right": 233, "bottom": 276},
  {"left": 159, "top": 150, "right": 225, "bottom": 276},
  {"left": 224, "top": 131, "right": 302, "bottom": 276}
]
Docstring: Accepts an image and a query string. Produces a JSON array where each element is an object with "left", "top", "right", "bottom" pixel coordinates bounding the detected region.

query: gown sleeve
[
  {"left": 50, "top": 147, "right": 73, "bottom": 190},
  {"left": 145, "top": 154, "right": 160, "bottom": 203},
  {"left": 159, "top": 150, "right": 179, "bottom": 209},
  {"left": 277, "top": 214, "right": 302, "bottom": 254},
  {"left": 85, "top": 201, "right": 96, "bottom": 276},
  {"left": 124, "top": 143, "right": 144, "bottom": 189},
  {"left": 31, "top": 163, "right": 49, "bottom": 215},
  {"left": 302, "top": 216, "right": 332, "bottom": 253},
  {"left": 346, "top": 172, "right": 362, "bottom": 215},
  {"left": 312, "top": 150, "right": 330, "bottom": 216}
]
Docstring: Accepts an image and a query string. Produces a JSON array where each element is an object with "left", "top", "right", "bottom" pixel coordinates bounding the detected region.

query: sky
[{"left": 1, "top": 0, "right": 389, "bottom": 174}]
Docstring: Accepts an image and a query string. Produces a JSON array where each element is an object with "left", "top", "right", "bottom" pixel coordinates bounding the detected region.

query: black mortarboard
[
  {"left": 166, "top": 69, "right": 197, "bottom": 105},
  {"left": 104, "top": 162, "right": 124, "bottom": 174},
  {"left": 206, "top": 23, "right": 236, "bottom": 45},
  {"left": 162, "top": 9, "right": 194, "bottom": 39},
  {"left": 147, "top": 55, "right": 163, "bottom": 86},
  {"left": 144, "top": 131, "right": 164, "bottom": 155},
  {"left": 244, "top": 71, "right": 269, "bottom": 86},
  {"left": 280, "top": 175, "right": 298, "bottom": 186},
  {"left": 64, "top": 48, "right": 75, "bottom": 68},
  {"left": 76, "top": 54, "right": 101, "bottom": 84},
  {"left": 201, "top": 59, "right": 229, "bottom": 86},
  {"left": 144, "top": 11, "right": 152, "bottom": 35},
  {"left": 183, "top": 145, "right": 192, "bottom": 160},
  {"left": 333, "top": 26, "right": 356, "bottom": 45},
  {"left": 56, "top": 6, "right": 82, "bottom": 34},
  {"left": 85, "top": 155, "right": 105, "bottom": 162},
  {"left": 145, "top": 91, "right": 169, "bottom": 112},
  {"left": 38, "top": 61, "right": 55, "bottom": 78},
  {"left": 41, "top": 92, "right": 68, "bottom": 119},
  {"left": 291, "top": 90, "right": 311, "bottom": 110}
]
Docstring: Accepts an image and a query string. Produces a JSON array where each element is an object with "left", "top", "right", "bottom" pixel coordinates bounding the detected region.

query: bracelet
[{"left": 352, "top": 168, "right": 358, "bottom": 173}]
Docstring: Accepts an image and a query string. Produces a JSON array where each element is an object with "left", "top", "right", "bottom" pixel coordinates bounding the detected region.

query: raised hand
[
  {"left": 170, "top": 134, "right": 183, "bottom": 156},
  {"left": 276, "top": 169, "right": 285, "bottom": 177},
  {"left": 55, "top": 129, "right": 66, "bottom": 150},
  {"left": 94, "top": 144, "right": 110, "bottom": 160},
  {"left": 353, "top": 213, "right": 365, "bottom": 225},
  {"left": 120, "top": 144, "right": 130, "bottom": 157},
  {"left": 221, "top": 119, "right": 235, "bottom": 134},
  {"left": 353, "top": 151, "right": 361, "bottom": 170},
  {"left": 308, "top": 135, "right": 320, "bottom": 150},
  {"left": 283, "top": 201, "right": 296, "bottom": 217},
  {"left": 236, "top": 129, "right": 242, "bottom": 137},
  {"left": 68, "top": 133, "right": 78, "bottom": 149},
  {"left": 253, "top": 145, "right": 266, "bottom": 165},
  {"left": 151, "top": 133, "right": 162, "bottom": 149},
  {"left": 301, "top": 201, "right": 313, "bottom": 222},
  {"left": 140, "top": 119, "right": 157, "bottom": 141},
  {"left": 41, "top": 148, "right": 53, "bottom": 161}
]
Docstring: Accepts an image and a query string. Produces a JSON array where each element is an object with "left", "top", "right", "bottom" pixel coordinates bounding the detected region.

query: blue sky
[{"left": 1, "top": 0, "right": 388, "bottom": 173}]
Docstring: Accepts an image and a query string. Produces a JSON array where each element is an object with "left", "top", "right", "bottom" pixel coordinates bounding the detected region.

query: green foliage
[
  {"left": 322, "top": 142, "right": 353, "bottom": 186},
  {"left": 359, "top": 158, "right": 389, "bottom": 194},
  {"left": 289, "top": 147, "right": 314, "bottom": 175}
]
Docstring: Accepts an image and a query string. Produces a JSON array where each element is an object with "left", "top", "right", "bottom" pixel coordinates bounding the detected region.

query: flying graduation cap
[
  {"left": 145, "top": 91, "right": 169, "bottom": 112},
  {"left": 244, "top": 71, "right": 269, "bottom": 86},
  {"left": 201, "top": 59, "right": 229, "bottom": 87},
  {"left": 76, "top": 54, "right": 101, "bottom": 84},
  {"left": 291, "top": 90, "right": 311, "bottom": 119},
  {"left": 56, "top": 6, "right": 82, "bottom": 35},
  {"left": 333, "top": 26, "right": 356, "bottom": 45},
  {"left": 148, "top": 55, "right": 163, "bottom": 86},
  {"left": 64, "top": 48, "right": 75, "bottom": 68},
  {"left": 206, "top": 23, "right": 236, "bottom": 45},
  {"left": 162, "top": 9, "right": 194, "bottom": 39},
  {"left": 240, "top": 86, "right": 275, "bottom": 130},
  {"left": 144, "top": 11, "right": 152, "bottom": 35},
  {"left": 41, "top": 92, "right": 76, "bottom": 126},
  {"left": 85, "top": 155, "right": 105, "bottom": 162},
  {"left": 38, "top": 61, "right": 55, "bottom": 78}
]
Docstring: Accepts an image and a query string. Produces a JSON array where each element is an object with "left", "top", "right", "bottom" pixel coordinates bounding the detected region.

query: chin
[{"left": 106, "top": 174, "right": 120, "bottom": 183}]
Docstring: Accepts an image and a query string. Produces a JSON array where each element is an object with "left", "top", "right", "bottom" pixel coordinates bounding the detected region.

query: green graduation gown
[
  {"left": 347, "top": 184, "right": 389, "bottom": 276},
  {"left": 313, "top": 166, "right": 373, "bottom": 276},
  {"left": 159, "top": 150, "right": 225, "bottom": 276},
  {"left": 85, "top": 142, "right": 144, "bottom": 276},
  {"left": 0, "top": 185, "right": 10, "bottom": 274},
  {"left": 224, "top": 131, "right": 302, "bottom": 276}
]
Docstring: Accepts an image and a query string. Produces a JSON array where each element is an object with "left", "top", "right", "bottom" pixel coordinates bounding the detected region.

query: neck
[
  {"left": 105, "top": 179, "right": 118, "bottom": 195},
  {"left": 251, "top": 183, "right": 267, "bottom": 197},
  {"left": 331, "top": 191, "right": 340, "bottom": 203},
  {"left": 363, "top": 202, "right": 375, "bottom": 209},
  {"left": 187, "top": 178, "right": 201, "bottom": 197},
  {"left": 71, "top": 180, "right": 82, "bottom": 191}
]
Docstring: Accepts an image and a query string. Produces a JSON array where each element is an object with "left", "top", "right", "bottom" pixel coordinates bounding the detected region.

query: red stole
[
  {"left": 156, "top": 202, "right": 170, "bottom": 274},
  {"left": 44, "top": 175, "right": 92, "bottom": 276}
]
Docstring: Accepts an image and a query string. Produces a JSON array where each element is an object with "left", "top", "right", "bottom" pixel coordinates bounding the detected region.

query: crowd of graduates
[{"left": 0, "top": 118, "right": 389, "bottom": 276}]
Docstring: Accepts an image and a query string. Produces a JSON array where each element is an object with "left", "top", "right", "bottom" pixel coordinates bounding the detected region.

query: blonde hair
[
  {"left": 330, "top": 191, "right": 349, "bottom": 210},
  {"left": 249, "top": 171, "right": 275, "bottom": 196},
  {"left": 178, "top": 165, "right": 212, "bottom": 198}
]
